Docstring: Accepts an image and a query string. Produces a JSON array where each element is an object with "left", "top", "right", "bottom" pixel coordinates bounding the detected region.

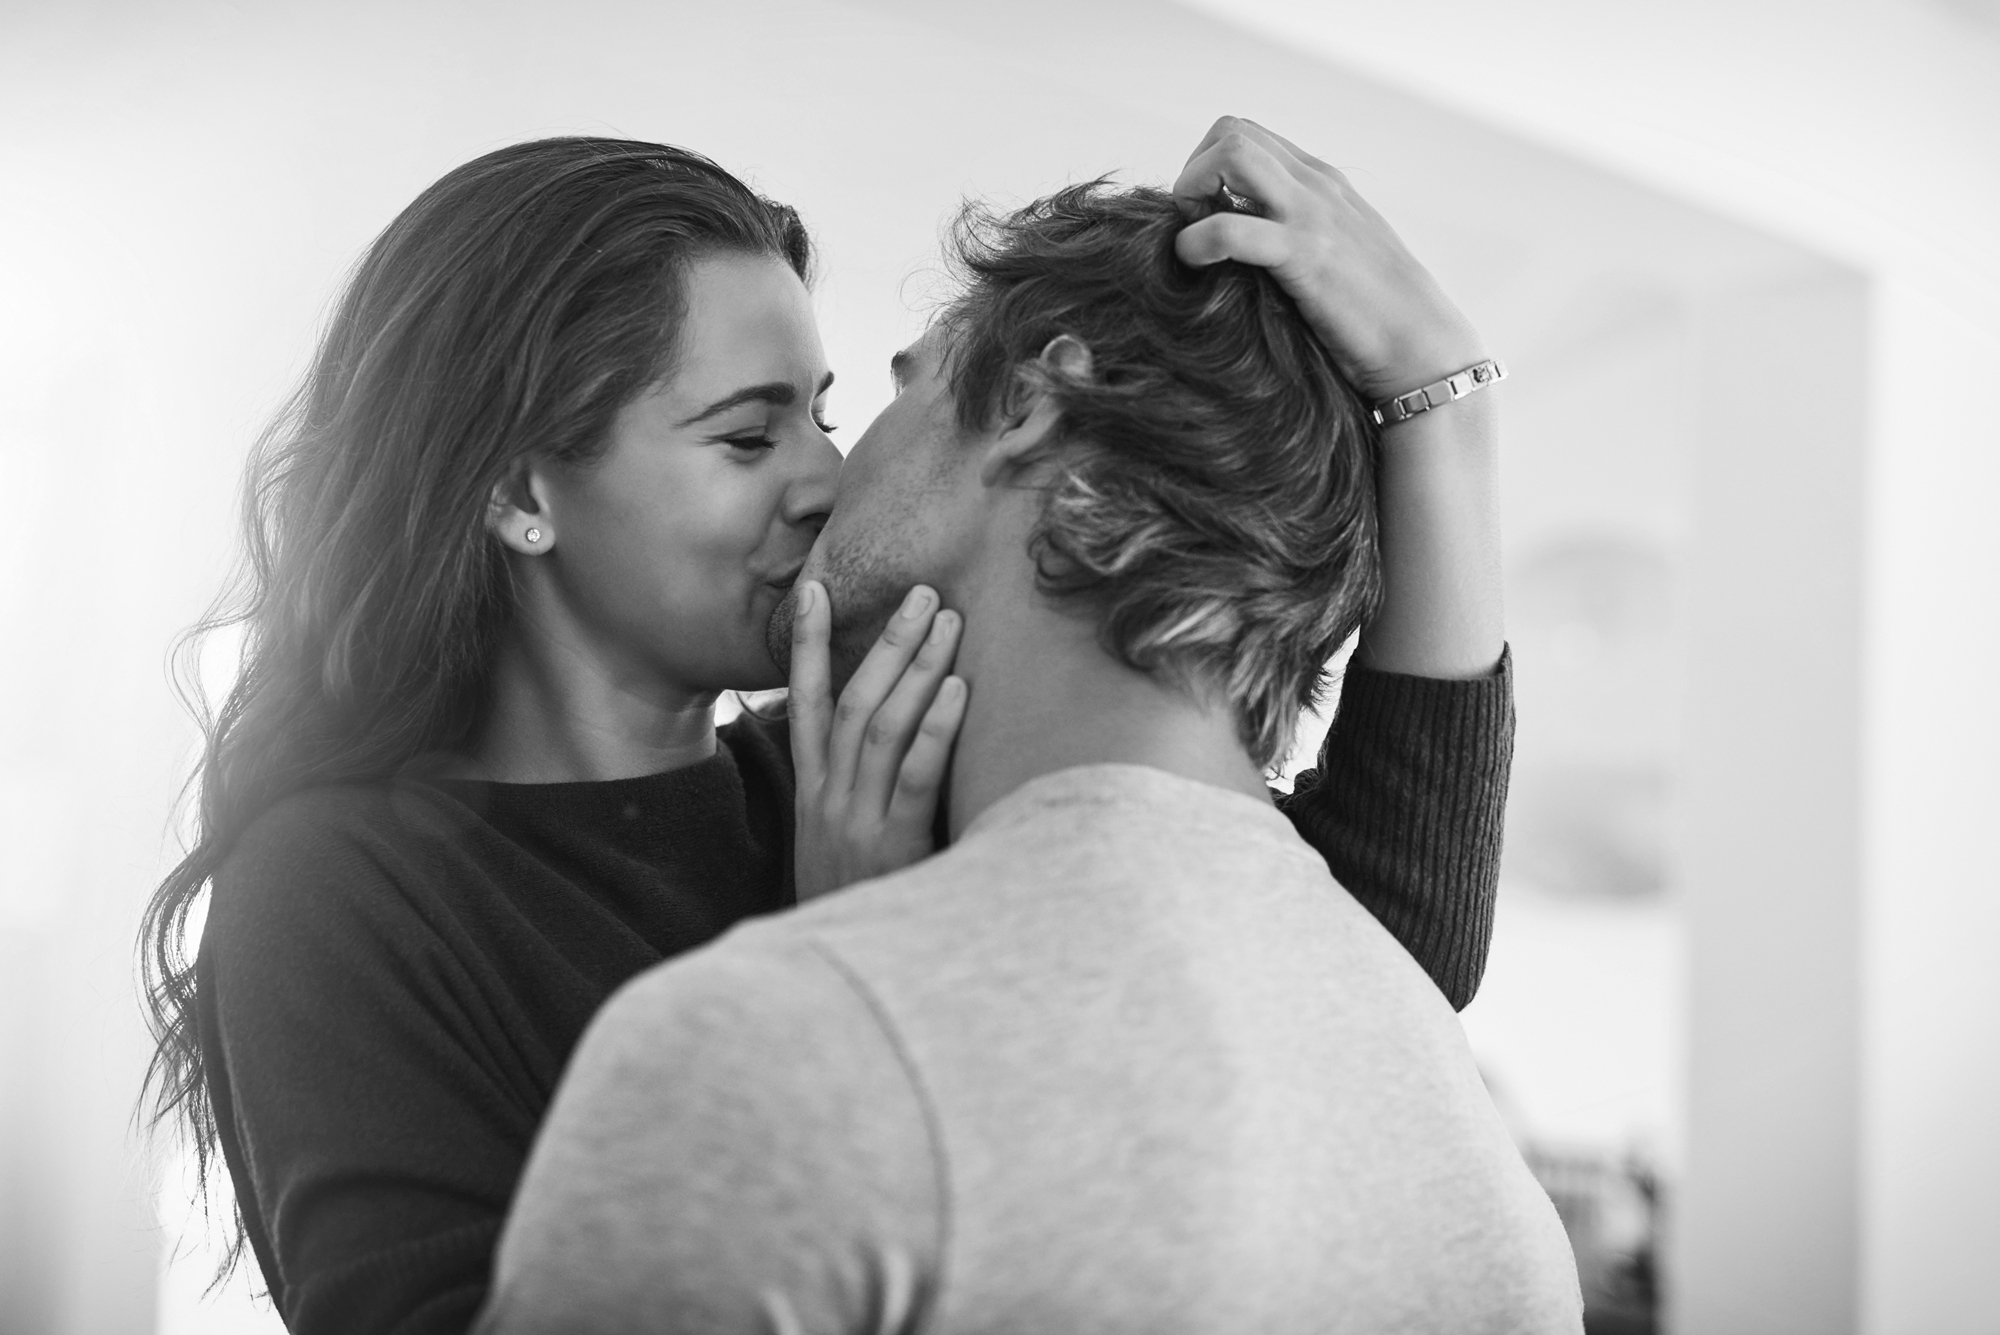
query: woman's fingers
[
  {"left": 1175, "top": 116, "right": 1304, "bottom": 203},
  {"left": 1176, "top": 114, "right": 1237, "bottom": 185},
  {"left": 786, "top": 581, "right": 833, "bottom": 790},
  {"left": 885, "top": 676, "right": 967, "bottom": 834},
  {"left": 793, "top": 591, "right": 964, "bottom": 904},
  {"left": 848, "top": 609, "right": 961, "bottom": 821},
  {"left": 1172, "top": 120, "right": 1351, "bottom": 274},
  {"left": 1240, "top": 118, "right": 1342, "bottom": 183},
  {"left": 1173, "top": 127, "right": 1307, "bottom": 223},
  {"left": 1176, "top": 211, "right": 1291, "bottom": 270},
  {"left": 1204, "top": 115, "right": 1344, "bottom": 189},
  {"left": 824, "top": 585, "right": 941, "bottom": 797},
  {"left": 1171, "top": 115, "right": 1479, "bottom": 397}
]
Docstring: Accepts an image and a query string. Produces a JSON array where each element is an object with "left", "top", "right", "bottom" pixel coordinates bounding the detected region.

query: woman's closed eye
[{"left": 722, "top": 419, "right": 837, "bottom": 455}]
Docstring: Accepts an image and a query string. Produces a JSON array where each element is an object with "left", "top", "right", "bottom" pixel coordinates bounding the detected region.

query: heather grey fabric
[{"left": 480, "top": 764, "right": 1582, "bottom": 1335}]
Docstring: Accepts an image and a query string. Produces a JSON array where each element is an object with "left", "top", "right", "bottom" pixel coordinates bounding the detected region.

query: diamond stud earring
[{"left": 525, "top": 527, "right": 542, "bottom": 544}]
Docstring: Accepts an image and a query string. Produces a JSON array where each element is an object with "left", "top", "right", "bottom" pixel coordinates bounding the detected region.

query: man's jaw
[{"left": 761, "top": 577, "right": 897, "bottom": 695}]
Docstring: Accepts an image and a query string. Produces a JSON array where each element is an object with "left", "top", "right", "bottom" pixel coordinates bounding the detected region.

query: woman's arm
[
  {"left": 1175, "top": 116, "right": 1503, "bottom": 679},
  {"left": 1175, "top": 117, "right": 1511, "bottom": 1007},
  {"left": 1357, "top": 390, "right": 1504, "bottom": 678},
  {"left": 1278, "top": 654, "right": 1513, "bottom": 1009},
  {"left": 201, "top": 798, "right": 556, "bottom": 1335}
]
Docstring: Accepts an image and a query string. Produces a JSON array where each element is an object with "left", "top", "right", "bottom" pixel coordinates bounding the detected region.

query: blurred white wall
[
  {"left": 1184, "top": 7, "right": 2000, "bottom": 1332},
  {"left": 1, "top": 2, "right": 1992, "bottom": 1333},
  {"left": 1182, "top": 11, "right": 2000, "bottom": 1333}
]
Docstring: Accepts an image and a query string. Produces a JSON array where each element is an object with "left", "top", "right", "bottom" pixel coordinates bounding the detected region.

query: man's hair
[{"left": 941, "top": 180, "right": 1382, "bottom": 770}]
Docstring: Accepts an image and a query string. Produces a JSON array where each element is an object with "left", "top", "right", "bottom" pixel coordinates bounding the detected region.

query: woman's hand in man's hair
[
  {"left": 1172, "top": 116, "right": 1487, "bottom": 402},
  {"left": 788, "top": 580, "right": 968, "bottom": 903}
]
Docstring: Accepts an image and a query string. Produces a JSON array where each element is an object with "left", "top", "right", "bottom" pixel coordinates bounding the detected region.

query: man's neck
[{"left": 944, "top": 575, "right": 1271, "bottom": 840}]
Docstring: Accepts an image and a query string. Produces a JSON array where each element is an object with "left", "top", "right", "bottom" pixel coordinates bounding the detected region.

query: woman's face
[{"left": 529, "top": 251, "right": 841, "bottom": 695}]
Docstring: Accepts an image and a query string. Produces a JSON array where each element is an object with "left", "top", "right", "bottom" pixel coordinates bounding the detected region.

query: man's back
[{"left": 482, "top": 764, "right": 1582, "bottom": 1334}]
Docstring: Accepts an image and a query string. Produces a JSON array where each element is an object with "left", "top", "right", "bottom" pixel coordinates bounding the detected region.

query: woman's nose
[{"left": 784, "top": 429, "right": 843, "bottom": 527}]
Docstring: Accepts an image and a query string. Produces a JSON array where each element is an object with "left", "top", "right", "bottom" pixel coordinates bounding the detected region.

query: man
[{"left": 478, "top": 138, "right": 1582, "bottom": 1334}]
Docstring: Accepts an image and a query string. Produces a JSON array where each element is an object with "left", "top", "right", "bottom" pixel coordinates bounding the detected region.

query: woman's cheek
[{"left": 684, "top": 484, "right": 774, "bottom": 632}]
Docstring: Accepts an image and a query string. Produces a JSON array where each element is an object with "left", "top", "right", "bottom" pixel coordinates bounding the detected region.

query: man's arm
[{"left": 477, "top": 936, "right": 944, "bottom": 1335}]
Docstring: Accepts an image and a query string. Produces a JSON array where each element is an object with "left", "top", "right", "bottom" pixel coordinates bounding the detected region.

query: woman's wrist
[
  {"left": 1365, "top": 311, "right": 1488, "bottom": 405},
  {"left": 1355, "top": 389, "right": 1505, "bottom": 680}
]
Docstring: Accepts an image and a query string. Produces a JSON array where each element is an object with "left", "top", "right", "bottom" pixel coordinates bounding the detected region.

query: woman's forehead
[{"left": 664, "top": 255, "right": 827, "bottom": 407}]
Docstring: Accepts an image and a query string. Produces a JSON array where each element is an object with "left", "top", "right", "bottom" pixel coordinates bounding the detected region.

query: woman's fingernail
[
  {"left": 928, "top": 610, "right": 955, "bottom": 645},
  {"left": 796, "top": 582, "right": 816, "bottom": 616},
  {"left": 901, "top": 586, "right": 934, "bottom": 619}
]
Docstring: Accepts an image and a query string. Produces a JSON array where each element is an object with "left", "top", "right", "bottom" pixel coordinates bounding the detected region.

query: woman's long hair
[{"left": 139, "top": 137, "right": 811, "bottom": 1266}]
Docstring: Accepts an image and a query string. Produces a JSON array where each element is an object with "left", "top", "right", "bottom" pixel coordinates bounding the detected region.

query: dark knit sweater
[{"left": 198, "top": 655, "right": 1512, "bottom": 1335}]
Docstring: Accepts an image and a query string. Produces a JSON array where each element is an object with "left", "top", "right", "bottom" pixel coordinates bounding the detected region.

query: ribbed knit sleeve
[{"left": 1277, "top": 647, "right": 1514, "bottom": 1011}]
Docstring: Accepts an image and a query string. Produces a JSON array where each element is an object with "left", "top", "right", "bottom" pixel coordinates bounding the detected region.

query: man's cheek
[
  {"left": 822, "top": 575, "right": 900, "bottom": 696},
  {"left": 827, "top": 634, "right": 869, "bottom": 697},
  {"left": 827, "top": 600, "right": 897, "bottom": 695}
]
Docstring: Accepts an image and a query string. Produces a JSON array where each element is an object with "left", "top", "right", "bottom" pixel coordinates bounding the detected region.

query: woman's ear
[
  {"left": 487, "top": 462, "right": 556, "bottom": 555},
  {"left": 979, "top": 335, "right": 1092, "bottom": 487}
]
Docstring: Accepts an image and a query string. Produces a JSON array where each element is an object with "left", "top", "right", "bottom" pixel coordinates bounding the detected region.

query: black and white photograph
[{"left": 2, "top": 2, "right": 1996, "bottom": 1333}]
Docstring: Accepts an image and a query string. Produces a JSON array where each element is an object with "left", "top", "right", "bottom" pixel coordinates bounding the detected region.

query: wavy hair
[
  {"left": 139, "top": 136, "right": 810, "bottom": 1271},
  {"left": 940, "top": 181, "right": 1381, "bottom": 769}
]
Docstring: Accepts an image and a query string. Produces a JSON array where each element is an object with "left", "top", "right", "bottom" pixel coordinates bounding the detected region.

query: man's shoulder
[
  {"left": 768, "top": 832, "right": 1011, "bottom": 945},
  {"left": 960, "top": 765, "right": 1338, "bottom": 897},
  {"left": 773, "top": 764, "right": 1458, "bottom": 1030},
  {"left": 490, "top": 899, "right": 944, "bottom": 1334},
  {"left": 974, "top": 763, "right": 1316, "bottom": 852},
  {"left": 778, "top": 764, "right": 1343, "bottom": 930},
  {"left": 600, "top": 916, "right": 908, "bottom": 1084},
  {"left": 564, "top": 922, "right": 941, "bottom": 1192},
  {"left": 611, "top": 923, "right": 842, "bottom": 1024}
]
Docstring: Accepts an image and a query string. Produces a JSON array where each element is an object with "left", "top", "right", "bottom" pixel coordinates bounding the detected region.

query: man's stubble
[{"left": 763, "top": 544, "right": 908, "bottom": 693}]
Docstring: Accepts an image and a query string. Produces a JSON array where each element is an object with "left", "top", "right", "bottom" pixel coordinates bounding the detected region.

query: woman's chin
[
  {"left": 732, "top": 657, "right": 788, "bottom": 694},
  {"left": 763, "top": 584, "right": 802, "bottom": 676}
]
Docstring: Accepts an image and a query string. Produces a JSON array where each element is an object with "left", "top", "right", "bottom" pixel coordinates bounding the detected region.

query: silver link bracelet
[{"left": 1370, "top": 358, "right": 1508, "bottom": 427}]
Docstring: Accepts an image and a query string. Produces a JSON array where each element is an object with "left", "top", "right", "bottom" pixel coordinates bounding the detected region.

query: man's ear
[
  {"left": 487, "top": 462, "right": 556, "bottom": 555},
  {"left": 978, "top": 335, "right": 1093, "bottom": 488}
]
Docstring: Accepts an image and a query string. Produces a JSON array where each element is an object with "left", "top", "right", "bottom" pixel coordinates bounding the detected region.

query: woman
[{"left": 144, "top": 125, "right": 1511, "bottom": 1334}]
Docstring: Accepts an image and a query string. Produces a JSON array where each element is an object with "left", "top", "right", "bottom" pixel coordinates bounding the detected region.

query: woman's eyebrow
[{"left": 676, "top": 371, "right": 836, "bottom": 428}]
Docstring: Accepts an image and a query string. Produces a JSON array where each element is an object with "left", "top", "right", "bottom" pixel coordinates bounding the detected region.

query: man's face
[{"left": 774, "top": 325, "right": 979, "bottom": 680}]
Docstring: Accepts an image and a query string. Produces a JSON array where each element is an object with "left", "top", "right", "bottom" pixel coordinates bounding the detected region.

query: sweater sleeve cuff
[{"left": 1327, "top": 644, "right": 1514, "bottom": 772}]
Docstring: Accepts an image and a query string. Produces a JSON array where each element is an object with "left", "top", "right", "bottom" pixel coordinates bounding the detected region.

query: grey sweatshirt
[{"left": 480, "top": 764, "right": 1582, "bottom": 1335}]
